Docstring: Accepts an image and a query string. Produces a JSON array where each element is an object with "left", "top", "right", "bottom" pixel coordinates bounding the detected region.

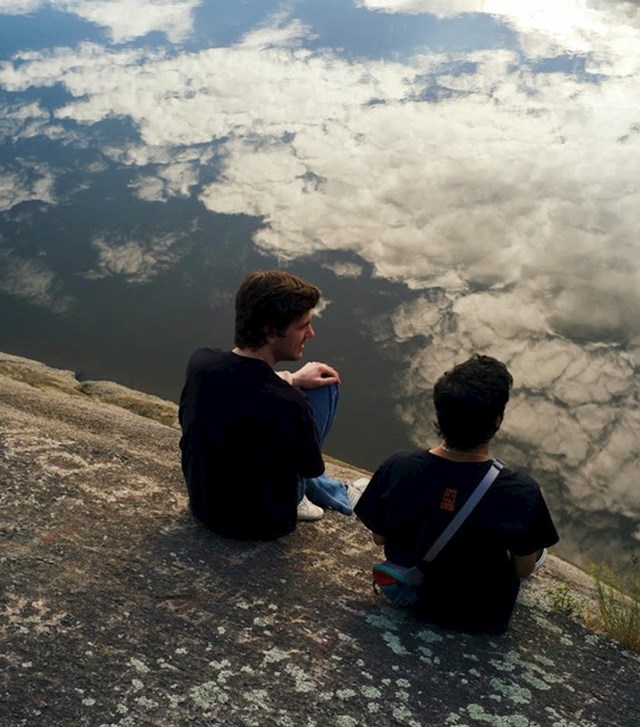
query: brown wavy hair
[{"left": 234, "top": 270, "right": 320, "bottom": 349}]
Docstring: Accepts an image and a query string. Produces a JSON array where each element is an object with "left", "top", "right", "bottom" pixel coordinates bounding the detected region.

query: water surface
[{"left": 1, "top": 0, "right": 639, "bottom": 570}]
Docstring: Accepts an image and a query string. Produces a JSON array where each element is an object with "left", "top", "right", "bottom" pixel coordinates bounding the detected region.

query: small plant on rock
[
  {"left": 591, "top": 556, "right": 640, "bottom": 653},
  {"left": 548, "top": 583, "right": 578, "bottom": 616}
]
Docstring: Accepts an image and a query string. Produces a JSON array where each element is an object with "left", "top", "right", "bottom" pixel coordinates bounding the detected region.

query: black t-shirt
[
  {"left": 355, "top": 450, "right": 559, "bottom": 633},
  {"left": 179, "top": 348, "right": 324, "bottom": 539}
]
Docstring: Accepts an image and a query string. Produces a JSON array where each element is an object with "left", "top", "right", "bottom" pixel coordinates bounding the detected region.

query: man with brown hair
[{"left": 179, "top": 270, "right": 352, "bottom": 540}]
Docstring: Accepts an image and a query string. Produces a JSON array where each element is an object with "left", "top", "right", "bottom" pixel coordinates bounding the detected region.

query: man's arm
[
  {"left": 511, "top": 552, "right": 537, "bottom": 578},
  {"left": 277, "top": 362, "right": 341, "bottom": 388}
]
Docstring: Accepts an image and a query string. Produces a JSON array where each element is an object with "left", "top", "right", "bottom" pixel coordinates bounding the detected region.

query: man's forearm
[{"left": 275, "top": 371, "right": 294, "bottom": 385}]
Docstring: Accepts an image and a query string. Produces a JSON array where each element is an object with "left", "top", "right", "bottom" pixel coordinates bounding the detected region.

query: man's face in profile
[{"left": 270, "top": 310, "right": 316, "bottom": 363}]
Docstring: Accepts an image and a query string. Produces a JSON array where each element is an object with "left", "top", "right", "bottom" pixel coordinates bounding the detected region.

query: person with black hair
[
  {"left": 355, "top": 354, "right": 559, "bottom": 634},
  {"left": 179, "top": 270, "right": 353, "bottom": 541}
]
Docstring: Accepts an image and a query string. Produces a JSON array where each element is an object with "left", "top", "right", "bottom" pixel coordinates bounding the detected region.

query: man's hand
[{"left": 290, "top": 361, "right": 341, "bottom": 389}]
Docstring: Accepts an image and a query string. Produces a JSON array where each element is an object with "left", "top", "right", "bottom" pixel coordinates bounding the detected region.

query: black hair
[{"left": 433, "top": 354, "right": 513, "bottom": 450}]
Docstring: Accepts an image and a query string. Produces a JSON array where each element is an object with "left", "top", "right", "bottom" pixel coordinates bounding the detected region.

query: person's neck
[
  {"left": 232, "top": 346, "right": 275, "bottom": 368},
  {"left": 429, "top": 441, "right": 491, "bottom": 462}
]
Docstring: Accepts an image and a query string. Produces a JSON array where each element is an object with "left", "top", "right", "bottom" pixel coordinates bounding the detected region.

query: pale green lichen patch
[
  {"left": 519, "top": 673, "right": 553, "bottom": 692},
  {"left": 491, "top": 649, "right": 521, "bottom": 670},
  {"left": 190, "top": 680, "right": 231, "bottom": 708},
  {"left": 462, "top": 703, "right": 532, "bottom": 725},
  {"left": 336, "top": 687, "right": 357, "bottom": 700},
  {"left": 391, "top": 702, "right": 421, "bottom": 725},
  {"left": 487, "top": 648, "right": 574, "bottom": 695},
  {"left": 531, "top": 610, "right": 570, "bottom": 639},
  {"left": 383, "top": 631, "right": 410, "bottom": 655},
  {"left": 242, "top": 688, "right": 269, "bottom": 706},
  {"left": 532, "top": 654, "right": 555, "bottom": 667},
  {"left": 416, "top": 628, "right": 445, "bottom": 644},
  {"left": 417, "top": 645, "right": 435, "bottom": 664},
  {"left": 361, "top": 685, "right": 382, "bottom": 699},
  {"left": 365, "top": 609, "right": 405, "bottom": 631},
  {"left": 489, "top": 677, "right": 532, "bottom": 705},
  {"left": 253, "top": 616, "right": 272, "bottom": 627},
  {"left": 336, "top": 716, "right": 359, "bottom": 727},
  {"left": 284, "top": 663, "right": 316, "bottom": 693},
  {"left": 129, "top": 657, "right": 150, "bottom": 674},
  {"left": 167, "top": 693, "right": 186, "bottom": 709},
  {"left": 135, "top": 696, "right": 159, "bottom": 709},
  {"left": 261, "top": 646, "right": 294, "bottom": 665},
  {"left": 207, "top": 657, "right": 231, "bottom": 671},
  {"left": 156, "top": 658, "right": 178, "bottom": 672}
]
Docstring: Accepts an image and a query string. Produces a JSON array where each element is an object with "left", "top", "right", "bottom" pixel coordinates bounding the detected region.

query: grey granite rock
[{"left": 0, "top": 353, "right": 638, "bottom": 727}]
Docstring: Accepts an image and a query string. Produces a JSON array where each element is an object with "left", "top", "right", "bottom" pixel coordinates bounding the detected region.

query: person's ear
[
  {"left": 495, "top": 415, "right": 503, "bottom": 431},
  {"left": 264, "top": 324, "right": 277, "bottom": 343}
]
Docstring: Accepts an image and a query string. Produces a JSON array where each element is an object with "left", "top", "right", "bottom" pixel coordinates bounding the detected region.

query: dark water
[{"left": 1, "top": 1, "right": 639, "bottom": 570}]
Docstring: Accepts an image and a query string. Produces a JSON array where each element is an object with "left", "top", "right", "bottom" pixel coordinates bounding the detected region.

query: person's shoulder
[
  {"left": 189, "top": 346, "right": 225, "bottom": 360},
  {"left": 495, "top": 463, "right": 541, "bottom": 493},
  {"left": 375, "top": 449, "right": 430, "bottom": 474},
  {"left": 186, "top": 347, "right": 229, "bottom": 373}
]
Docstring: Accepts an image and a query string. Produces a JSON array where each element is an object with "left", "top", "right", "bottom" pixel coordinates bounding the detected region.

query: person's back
[
  {"left": 179, "top": 347, "right": 324, "bottom": 539},
  {"left": 355, "top": 354, "right": 559, "bottom": 634}
]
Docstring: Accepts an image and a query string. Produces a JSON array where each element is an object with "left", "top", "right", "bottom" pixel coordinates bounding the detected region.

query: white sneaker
[
  {"left": 297, "top": 495, "right": 324, "bottom": 522},
  {"left": 347, "top": 477, "right": 370, "bottom": 509}
]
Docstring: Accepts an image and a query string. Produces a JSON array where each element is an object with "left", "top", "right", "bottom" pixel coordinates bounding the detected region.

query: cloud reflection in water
[{"left": 0, "top": 0, "right": 638, "bottom": 567}]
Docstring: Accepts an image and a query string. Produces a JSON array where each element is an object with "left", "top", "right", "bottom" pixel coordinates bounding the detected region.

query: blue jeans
[{"left": 298, "top": 383, "right": 352, "bottom": 515}]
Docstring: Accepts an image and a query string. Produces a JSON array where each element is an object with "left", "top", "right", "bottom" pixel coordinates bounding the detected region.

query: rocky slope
[{"left": 1, "top": 352, "right": 637, "bottom": 726}]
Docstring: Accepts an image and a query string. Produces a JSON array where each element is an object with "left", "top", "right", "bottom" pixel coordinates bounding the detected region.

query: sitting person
[
  {"left": 354, "top": 354, "right": 559, "bottom": 634},
  {"left": 179, "top": 269, "right": 352, "bottom": 541}
]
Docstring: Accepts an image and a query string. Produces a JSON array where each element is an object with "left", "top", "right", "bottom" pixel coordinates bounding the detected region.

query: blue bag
[{"left": 372, "top": 560, "right": 424, "bottom": 607}]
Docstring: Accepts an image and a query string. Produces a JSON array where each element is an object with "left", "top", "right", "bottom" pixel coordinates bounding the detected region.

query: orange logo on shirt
[{"left": 440, "top": 488, "right": 457, "bottom": 512}]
